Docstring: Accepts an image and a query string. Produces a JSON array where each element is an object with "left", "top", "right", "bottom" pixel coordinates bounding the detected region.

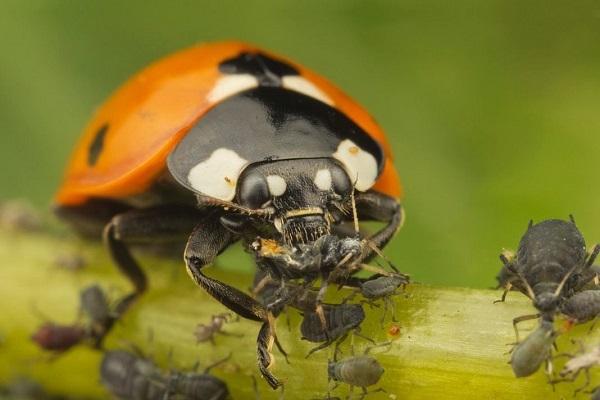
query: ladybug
[{"left": 54, "top": 42, "right": 404, "bottom": 388}]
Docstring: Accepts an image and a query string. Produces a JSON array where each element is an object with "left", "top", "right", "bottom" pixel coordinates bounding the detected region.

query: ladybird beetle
[{"left": 54, "top": 42, "right": 404, "bottom": 388}]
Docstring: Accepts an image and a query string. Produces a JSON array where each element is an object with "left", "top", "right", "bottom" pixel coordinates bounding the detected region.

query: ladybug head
[{"left": 233, "top": 158, "right": 354, "bottom": 244}]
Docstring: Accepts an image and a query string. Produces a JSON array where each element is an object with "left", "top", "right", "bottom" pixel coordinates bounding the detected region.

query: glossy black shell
[{"left": 168, "top": 87, "right": 384, "bottom": 195}]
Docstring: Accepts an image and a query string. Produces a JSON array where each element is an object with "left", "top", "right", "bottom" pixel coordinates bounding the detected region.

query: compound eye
[
  {"left": 331, "top": 165, "right": 352, "bottom": 196},
  {"left": 238, "top": 171, "right": 270, "bottom": 209}
]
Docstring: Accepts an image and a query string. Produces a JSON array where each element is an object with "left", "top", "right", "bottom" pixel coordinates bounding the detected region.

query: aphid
[
  {"left": 80, "top": 284, "right": 114, "bottom": 345},
  {"left": 32, "top": 284, "right": 114, "bottom": 353},
  {"left": 53, "top": 253, "right": 87, "bottom": 272},
  {"left": 509, "top": 320, "right": 557, "bottom": 378},
  {"left": 301, "top": 303, "right": 367, "bottom": 357},
  {"left": 194, "top": 313, "right": 239, "bottom": 344},
  {"left": 252, "top": 270, "right": 318, "bottom": 317},
  {"left": 100, "top": 350, "right": 229, "bottom": 400},
  {"left": 165, "top": 370, "right": 229, "bottom": 400},
  {"left": 0, "top": 200, "right": 42, "bottom": 232},
  {"left": 352, "top": 272, "right": 408, "bottom": 323},
  {"left": 553, "top": 343, "right": 600, "bottom": 395},
  {"left": 328, "top": 354, "right": 385, "bottom": 399},
  {"left": 1, "top": 377, "right": 49, "bottom": 399},
  {"left": 496, "top": 218, "right": 599, "bottom": 339},
  {"left": 100, "top": 350, "right": 165, "bottom": 399},
  {"left": 559, "top": 290, "right": 600, "bottom": 325},
  {"left": 31, "top": 323, "right": 85, "bottom": 352}
]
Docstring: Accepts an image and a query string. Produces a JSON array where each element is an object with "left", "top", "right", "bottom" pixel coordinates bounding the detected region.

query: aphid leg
[
  {"left": 341, "top": 290, "right": 359, "bottom": 305},
  {"left": 203, "top": 352, "right": 232, "bottom": 373},
  {"left": 353, "top": 328, "right": 376, "bottom": 347},
  {"left": 573, "top": 368, "right": 592, "bottom": 396},
  {"left": 512, "top": 313, "right": 541, "bottom": 342},
  {"left": 347, "top": 385, "right": 355, "bottom": 400},
  {"left": 360, "top": 387, "right": 386, "bottom": 400},
  {"left": 363, "top": 341, "right": 393, "bottom": 355},
  {"left": 315, "top": 277, "right": 330, "bottom": 334},
  {"left": 585, "top": 244, "right": 600, "bottom": 268},
  {"left": 386, "top": 296, "right": 397, "bottom": 323},
  {"left": 493, "top": 282, "right": 512, "bottom": 304},
  {"left": 251, "top": 375, "right": 261, "bottom": 400}
]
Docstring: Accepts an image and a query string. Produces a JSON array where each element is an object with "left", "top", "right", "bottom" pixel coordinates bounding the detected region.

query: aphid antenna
[
  {"left": 366, "top": 241, "right": 401, "bottom": 274},
  {"left": 585, "top": 244, "right": 600, "bottom": 268},
  {"left": 203, "top": 352, "right": 233, "bottom": 373},
  {"left": 552, "top": 263, "right": 579, "bottom": 299},
  {"left": 359, "top": 263, "right": 393, "bottom": 278},
  {"left": 363, "top": 340, "right": 393, "bottom": 355},
  {"left": 504, "top": 261, "right": 536, "bottom": 301},
  {"left": 569, "top": 214, "right": 577, "bottom": 225},
  {"left": 353, "top": 328, "right": 376, "bottom": 347},
  {"left": 349, "top": 184, "right": 360, "bottom": 237}
]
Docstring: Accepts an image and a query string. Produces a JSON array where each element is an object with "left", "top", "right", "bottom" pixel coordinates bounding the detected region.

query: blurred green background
[{"left": 2, "top": 0, "right": 600, "bottom": 289}]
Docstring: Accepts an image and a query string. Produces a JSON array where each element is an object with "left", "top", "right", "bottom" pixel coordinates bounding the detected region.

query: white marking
[
  {"left": 187, "top": 148, "right": 248, "bottom": 200},
  {"left": 207, "top": 74, "right": 258, "bottom": 103},
  {"left": 332, "top": 139, "right": 378, "bottom": 191},
  {"left": 266, "top": 175, "right": 287, "bottom": 196},
  {"left": 282, "top": 76, "right": 334, "bottom": 105},
  {"left": 314, "top": 169, "right": 332, "bottom": 191},
  {"left": 274, "top": 217, "right": 284, "bottom": 233}
]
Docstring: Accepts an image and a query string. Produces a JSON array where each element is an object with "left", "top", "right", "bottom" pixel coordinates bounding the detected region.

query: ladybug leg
[
  {"left": 184, "top": 222, "right": 284, "bottom": 389},
  {"left": 354, "top": 191, "right": 403, "bottom": 263},
  {"left": 102, "top": 206, "right": 208, "bottom": 342}
]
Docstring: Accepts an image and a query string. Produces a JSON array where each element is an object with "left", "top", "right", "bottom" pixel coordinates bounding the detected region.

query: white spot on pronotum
[
  {"left": 187, "top": 148, "right": 248, "bottom": 200},
  {"left": 282, "top": 76, "right": 334, "bottom": 105},
  {"left": 207, "top": 74, "right": 259, "bottom": 103},
  {"left": 266, "top": 175, "right": 287, "bottom": 196},
  {"left": 314, "top": 169, "right": 332, "bottom": 191},
  {"left": 332, "top": 139, "right": 378, "bottom": 191}
]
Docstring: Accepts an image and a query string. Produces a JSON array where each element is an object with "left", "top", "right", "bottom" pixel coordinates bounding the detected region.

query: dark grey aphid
[
  {"left": 101, "top": 350, "right": 165, "bottom": 400},
  {"left": 496, "top": 218, "right": 599, "bottom": 337},
  {"left": 357, "top": 273, "right": 408, "bottom": 322},
  {"left": 301, "top": 303, "right": 366, "bottom": 357},
  {"left": 328, "top": 355, "right": 384, "bottom": 399},
  {"left": 560, "top": 290, "right": 600, "bottom": 324},
  {"left": 165, "top": 371, "right": 229, "bottom": 400},
  {"left": 80, "top": 284, "right": 115, "bottom": 346},
  {"left": 509, "top": 320, "right": 557, "bottom": 378},
  {"left": 252, "top": 270, "right": 319, "bottom": 316},
  {"left": 100, "top": 350, "right": 229, "bottom": 400}
]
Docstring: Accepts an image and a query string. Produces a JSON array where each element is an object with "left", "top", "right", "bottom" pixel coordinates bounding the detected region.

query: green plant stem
[{"left": 0, "top": 227, "right": 598, "bottom": 399}]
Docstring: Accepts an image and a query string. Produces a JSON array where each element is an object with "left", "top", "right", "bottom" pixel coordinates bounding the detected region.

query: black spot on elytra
[
  {"left": 87, "top": 124, "right": 109, "bottom": 166},
  {"left": 218, "top": 52, "right": 299, "bottom": 87}
]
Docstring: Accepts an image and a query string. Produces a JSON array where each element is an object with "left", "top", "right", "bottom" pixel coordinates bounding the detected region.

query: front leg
[
  {"left": 354, "top": 191, "right": 403, "bottom": 263},
  {"left": 184, "top": 220, "right": 267, "bottom": 322},
  {"left": 184, "top": 220, "right": 285, "bottom": 389},
  {"left": 101, "top": 205, "right": 206, "bottom": 343}
]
